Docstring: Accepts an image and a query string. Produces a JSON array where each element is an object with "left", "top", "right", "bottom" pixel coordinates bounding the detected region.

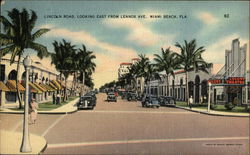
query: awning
[
  {"left": 29, "top": 82, "right": 43, "bottom": 93},
  {"left": 57, "top": 80, "right": 65, "bottom": 88},
  {"left": 0, "top": 82, "right": 10, "bottom": 91},
  {"left": 6, "top": 80, "right": 25, "bottom": 92},
  {"left": 20, "top": 81, "right": 43, "bottom": 93},
  {"left": 33, "top": 83, "right": 47, "bottom": 92},
  {"left": 52, "top": 80, "right": 62, "bottom": 90},
  {"left": 49, "top": 82, "right": 58, "bottom": 90},
  {"left": 39, "top": 83, "right": 55, "bottom": 92},
  {"left": 44, "top": 84, "right": 56, "bottom": 91}
]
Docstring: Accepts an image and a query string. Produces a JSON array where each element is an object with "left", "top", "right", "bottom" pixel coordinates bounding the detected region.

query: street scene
[
  {"left": 1, "top": 93, "right": 249, "bottom": 154},
  {"left": 0, "top": 0, "right": 249, "bottom": 154}
]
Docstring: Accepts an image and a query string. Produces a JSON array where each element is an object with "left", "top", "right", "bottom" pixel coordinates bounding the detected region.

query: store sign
[
  {"left": 225, "top": 77, "right": 245, "bottom": 84},
  {"left": 208, "top": 77, "right": 245, "bottom": 85}
]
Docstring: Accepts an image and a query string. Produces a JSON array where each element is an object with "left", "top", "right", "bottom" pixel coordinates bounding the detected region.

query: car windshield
[{"left": 81, "top": 96, "right": 92, "bottom": 100}]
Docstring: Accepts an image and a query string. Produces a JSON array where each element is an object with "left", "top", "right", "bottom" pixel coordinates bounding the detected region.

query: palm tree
[
  {"left": 154, "top": 47, "right": 180, "bottom": 96},
  {"left": 135, "top": 54, "right": 150, "bottom": 94},
  {"left": 76, "top": 44, "right": 96, "bottom": 94},
  {"left": 175, "top": 39, "right": 210, "bottom": 105},
  {"left": 51, "top": 39, "right": 76, "bottom": 101},
  {"left": 0, "top": 8, "right": 49, "bottom": 108}
]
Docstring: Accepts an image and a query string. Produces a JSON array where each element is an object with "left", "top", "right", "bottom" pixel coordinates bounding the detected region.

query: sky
[{"left": 1, "top": 0, "right": 249, "bottom": 88}]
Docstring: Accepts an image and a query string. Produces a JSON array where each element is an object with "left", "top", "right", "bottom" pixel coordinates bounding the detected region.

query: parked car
[
  {"left": 127, "top": 92, "right": 137, "bottom": 101},
  {"left": 77, "top": 95, "right": 96, "bottom": 110},
  {"left": 107, "top": 92, "right": 117, "bottom": 102},
  {"left": 158, "top": 96, "right": 176, "bottom": 107},
  {"left": 86, "top": 92, "right": 97, "bottom": 101},
  {"left": 141, "top": 95, "right": 160, "bottom": 108}
]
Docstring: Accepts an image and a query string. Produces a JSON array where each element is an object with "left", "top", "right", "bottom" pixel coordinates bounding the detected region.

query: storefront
[{"left": 208, "top": 77, "right": 246, "bottom": 105}]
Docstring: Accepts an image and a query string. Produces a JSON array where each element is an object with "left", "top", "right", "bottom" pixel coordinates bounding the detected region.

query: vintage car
[
  {"left": 77, "top": 95, "right": 96, "bottom": 110},
  {"left": 127, "top": 92, "right": 137, "bottom": 101},
  {"left": 141, "top": 95, "right": 160, "bottom": 108},
  {"left": 87, "top": 91, "right": 97, "bottom": 101},
  {"left": 107, "top": 92, "right": 117, "bottom": 102},
  {"left": 158, "top": 96, "right": 176, "bottom": 107}
]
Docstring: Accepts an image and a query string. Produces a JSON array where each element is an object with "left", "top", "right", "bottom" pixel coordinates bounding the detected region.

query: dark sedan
[
  {"left": 77, "top": 95, "right": 96, "bottom": 110},
  {"left": 141, "top": 95, "right": 160, "bottom": 108},
  {"left": 107, "top": 92, "right": 117, "bottom": 102},
  {"left": 158, "top": 96, "right": 176, "bottom": 107},
  {"left": 127, "top": 92, "right": 137, "bottom": 101}
]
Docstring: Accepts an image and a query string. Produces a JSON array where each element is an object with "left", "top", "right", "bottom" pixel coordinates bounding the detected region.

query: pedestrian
[
  {"left": 56, "top": 93, "right": 61, "bottom": 105},
  {"left": 204, "top": 96, "right": 207, "bottom": 103},
  {"left": 29, "top": 98, "right": 38, "bottom": 124},
  {"left": 52, "top": 92, "right": 56, "bottom": 104},
  {"left": 189, "top": 96, "right": 193, "bottom": 109},
  {"left": 200, "top": 96, "right": 203, "bottom": 104}
]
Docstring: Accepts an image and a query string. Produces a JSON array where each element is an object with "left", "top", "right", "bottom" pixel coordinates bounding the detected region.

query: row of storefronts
[
  {"left": 0, "top": 54, "right": 65, "bottom": 108},
  {"left": 135, "top": 39, "right": 249, "bottom": 105},
  {"left": 0, "top": 79, "right": 65, "bottom": 107}
]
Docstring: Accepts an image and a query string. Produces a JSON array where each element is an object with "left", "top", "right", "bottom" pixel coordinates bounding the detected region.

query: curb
[
  {"left": 39, "top": 142, "right": 48, "bottom": 154},
  {"left": 0, "top": 99, "right": 79, "bottom": 115},
  {"left": 0, "top": 109, "right": 78, "bottom": 115},
  {"left": 175, "top": 106, "right": 250, "bottom": 118}
]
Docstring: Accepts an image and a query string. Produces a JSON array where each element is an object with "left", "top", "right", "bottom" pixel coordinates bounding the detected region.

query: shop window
[{"left": 6, "top": 92, "right": 16, "bottom": 102}]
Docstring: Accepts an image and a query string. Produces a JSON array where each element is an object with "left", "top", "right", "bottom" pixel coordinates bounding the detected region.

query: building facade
[
  {"left": 0, "top": 54, "right": 63, "bottom": 108},
  {"left": 210, "top": 38, "right": 249, "bottom": 105},
  {"left": 147, "top": 68, "right": 212, "bottom": 103}
]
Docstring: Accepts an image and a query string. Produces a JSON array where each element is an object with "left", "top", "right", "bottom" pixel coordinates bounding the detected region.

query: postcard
[{"left": 0, "top": 0, "right": 249, "bottom": 154}]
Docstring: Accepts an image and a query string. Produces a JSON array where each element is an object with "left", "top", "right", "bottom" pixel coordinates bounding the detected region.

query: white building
[
  {"left": 118, "top": 62, "right": 132, "bottom": 79},
  {"left": 0, "top": 54, "right": 63, "bottom": 108},
  {"left": 147, "top": 68, "right": 212, "bottom": 103},
  {"left": 211, "top": 38, "right": 249, "bottom": 104}
]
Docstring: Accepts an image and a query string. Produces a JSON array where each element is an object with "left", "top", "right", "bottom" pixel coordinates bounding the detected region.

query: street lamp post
[
  {"left": 207, "top": 82, "right": 212, "bottom": 113},
  {"left": 20, "top": 55, "right": 32, "bottom": 152}
]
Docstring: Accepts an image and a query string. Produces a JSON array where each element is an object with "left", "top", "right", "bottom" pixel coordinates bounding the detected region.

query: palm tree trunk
[
  {"left": 185, "top": 71, "right": 189, "bottom": 105},
  {"left": 64, "top": 77, "right": 67, "bottom": 101},
  {"left": 166, "top": 75, "right": 169, "bottom": 96},
  {"left": 16, "top": 55, "right": 23, "bottom": 109},
  {"left": 82, "top": 71, "right": 85, "bottom": 95}
]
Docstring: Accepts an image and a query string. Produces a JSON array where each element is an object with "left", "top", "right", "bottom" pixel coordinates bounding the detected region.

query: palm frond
[
  {"left": 28, "top": 42, "right": 49, "bottom": 59},
  {"left": 32, "top": 28, "right": 50, "bottom": 40}
]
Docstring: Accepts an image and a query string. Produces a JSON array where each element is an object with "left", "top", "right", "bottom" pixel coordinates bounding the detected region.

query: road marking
[
  {"left": 79, "top": 110, "right": 197, "bottom": 114},
  {"left": 41, "top": 114, "right": 66, "bottom": 137},
  {"left": 48, "top": 137, "right": 249, "bottom": 148},
  {"left": 11, "top": 120, "right": 23, "bottom": 132}
]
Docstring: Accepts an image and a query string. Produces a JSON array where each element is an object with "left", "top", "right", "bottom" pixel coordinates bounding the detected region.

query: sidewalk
[
  {"left": 0, "top": 98, "right": 79, "bottom": 154},
  {"left": 0, "top": 130, "right": 47, "bottom": 154},
  {"left": 176, "top": 106, "right": 250, "bottom": 117},
  {"left": 0, "top": 97, "right": 79, "bottom": 114}
]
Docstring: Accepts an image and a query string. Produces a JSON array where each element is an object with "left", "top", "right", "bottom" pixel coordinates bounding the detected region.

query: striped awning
[
  {"left": 21, "top": 81, "right": 43, "bottom": 93},
  {"left": 49, "top": 82, "right": 58, "bottom": 90},
  {"left": 39, "top": 83, "right": 55, "bottom": 92},
  {"left": 57, "top": 80, "right": 65, "bottom": 88},
  {"left": 33, "top": 83, "right": 47, "bottom": 92},
  {"left": 29, "top": 82, "right": 43, "bottom": 93},
  {"left": 6, "top": 80, "right": 25, "bottom": 92},
  {"left": 52, "top": 80, "right": 62, "bottom": 90},
  {"left": 44, "top": 84, "right": 56, "bottom": 91},
  {"left": 0, "top": 82, "right": 10, "bottom": 91}
]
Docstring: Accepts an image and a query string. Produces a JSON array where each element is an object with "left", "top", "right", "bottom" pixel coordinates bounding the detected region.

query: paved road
[{"left": 1, "top": 93, "right": 249, "bottom": 155}]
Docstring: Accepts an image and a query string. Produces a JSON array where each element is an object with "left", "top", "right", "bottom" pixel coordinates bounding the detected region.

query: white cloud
[
  {"left": 197, "top": 12, "right": 219, "bottom": 25},
  {"left": 103, "top": 17, "right": 176, "bottom": 47},
  {"left": 203, "top": 33, "right": 249, "bottom": 65}
]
